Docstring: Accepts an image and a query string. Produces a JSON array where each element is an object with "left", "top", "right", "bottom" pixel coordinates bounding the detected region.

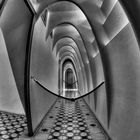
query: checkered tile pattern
[
  {"left": 1, "top": 98, "right": 109, "bottom": 140},
  {"left": 0, "top": 111, "right": 27, "bottom": 140},
  {"left": 45, "top": 99, "right": 108, "bottom": 140}
]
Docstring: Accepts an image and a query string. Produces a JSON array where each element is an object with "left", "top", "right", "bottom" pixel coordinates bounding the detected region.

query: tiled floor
[
  {"left": 47, "top": 100, "right": 93, "bottom": 140},
  {"left": 0, "top": 111, "right": 27, "bottom": 140},
  {"left": 0, "top": 98, "right": 109, "bottom": 140},
  {"left": 24, "top": 99, "right": 108, "bottom": 140}
]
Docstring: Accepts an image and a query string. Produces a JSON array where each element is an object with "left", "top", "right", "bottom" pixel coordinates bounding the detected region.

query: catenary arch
[
  {"left": 53, "top": 37, "right": 103, "bottom": 89},
  {"left": 54, "top": 37, "right": 93, "bottom": 91},
  {"left": 58, "top": 48, "right": 86, "bottom": 86},
  {"left": 52, "top": 24, "right": 93, "bottom": 90},
  {"left": 25, "top": 1, "right": 140, "bottom": 139},
  {"left": 58, "top": 46, "right": 84, "bottom": 91},
  {"left": 43, "top": 3, "right": 100, "bottom": 90},
  {"left": 59, "top": 51, "right": 86, "bottom": 94},
  {"left": 62, "top": 60, "right": 78, "bottom": 95}
]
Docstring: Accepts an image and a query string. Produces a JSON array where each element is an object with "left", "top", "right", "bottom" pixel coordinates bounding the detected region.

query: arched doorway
[{"left": 64, "top": 68, "right": 77, "bottom": 98}]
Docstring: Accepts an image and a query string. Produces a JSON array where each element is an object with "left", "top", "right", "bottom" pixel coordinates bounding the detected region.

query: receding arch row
[
  {"left": 41, "top": 3, "right": 100, "bottom": 89},
  {"left": 25, "top": 0, "right": 139, "bottom": 139},
  {"left": 24, "top": 0, "right": 106, "bottom": 136},
  {"left": 54, "top": 36, "right": 93, "bottom": 91},
  {"left": 53, "top": 33, "right": 102, "bottom": 90},
  {"left": 59, "top": 51, "right": 87, "bottom": 94},
  {"left": 0, "top": 0, "right": 140, "bottom": 139},
  {"left": 51, "top": 24, "right": 96, "bottom": 90},
  {"left": 62, "top": 60, "right": 78, "bottom": 96},
  {"left": 59, "top": 48, "right": 87, "bottom": 84}
]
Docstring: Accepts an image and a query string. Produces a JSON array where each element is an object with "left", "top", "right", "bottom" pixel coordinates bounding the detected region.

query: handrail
[
  {"left": 32, "top": 77, "right": 72, "bottom": 101},
  {"left": 31, "top": 77, "right": 105, "bottom": 101},
  {"left": 73, "top": 82, "right": 104, "bottom": 100}
]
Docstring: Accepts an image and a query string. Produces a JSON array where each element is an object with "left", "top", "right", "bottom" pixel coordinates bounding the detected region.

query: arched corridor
[{"left": 0, "top": 0, "right": 140, "bottom": 139}]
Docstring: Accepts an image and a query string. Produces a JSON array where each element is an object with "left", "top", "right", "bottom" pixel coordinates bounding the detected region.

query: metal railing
[{"left": 32, "top": 76, "right": 105, "bottom": 101}]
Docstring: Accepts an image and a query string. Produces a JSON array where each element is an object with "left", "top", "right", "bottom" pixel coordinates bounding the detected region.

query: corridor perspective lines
[
  {"left": 0, "top": 98, "right": 109, "bottom": 140},
  {"left": 22, "top": 98, "right": 109, "bottom": 140}
]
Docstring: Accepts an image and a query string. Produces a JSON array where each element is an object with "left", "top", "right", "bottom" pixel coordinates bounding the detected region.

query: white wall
[
  {"left": 30, "top": 18, "right": 59, "bottom": 93},
  {"left": 0, "top": 28, "right": 24, "bottom": 114}
]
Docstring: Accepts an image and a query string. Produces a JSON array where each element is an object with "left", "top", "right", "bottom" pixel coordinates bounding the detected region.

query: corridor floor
[
  {"left": 21, "top": 98, "right": 109, "bottom": 140},
  {"left": 0, "top": 98, "right": 109, "bottom": 140}
]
